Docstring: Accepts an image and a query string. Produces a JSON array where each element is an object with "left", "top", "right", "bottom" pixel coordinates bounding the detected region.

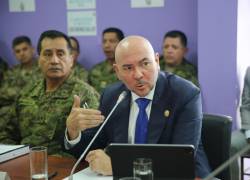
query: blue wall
[
  {"left": 198, "top": 0, "right": 238, "bottom": 128},
  {"left": 0, "top": 0, "right": 197, "bottom": 69},
  {"left": 0, "top": 0, "right": 239, "bottom": 127}
]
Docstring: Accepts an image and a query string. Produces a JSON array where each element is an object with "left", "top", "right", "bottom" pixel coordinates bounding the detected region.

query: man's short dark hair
[
  {"left": 37, "top": 30, "right": 72, "bottom": 55},
  {"left": 164, "top": 30, "right": 187, "bottom": 47},
  {"left": 102, "top": 27, "right": 124, "bottom": 41},
  {"left": 69, "top": 36, "right": 80, "bottom": 54},
  {"left": 12, "top": 36, "right": 32, "bottom": 48}
]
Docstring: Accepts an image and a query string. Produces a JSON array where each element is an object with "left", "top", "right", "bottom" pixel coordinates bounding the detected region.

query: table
[{"left": 0, "top": 154, "right": 86, "bottom": 180}]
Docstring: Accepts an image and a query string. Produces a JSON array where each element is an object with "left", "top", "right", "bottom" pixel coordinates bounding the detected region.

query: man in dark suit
[{"left": 65, "top": 36, "right": 211, "bottom": 179}]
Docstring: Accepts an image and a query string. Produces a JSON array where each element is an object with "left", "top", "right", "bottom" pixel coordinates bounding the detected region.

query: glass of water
[
  {"left": 30, "top": 146, "right": 48, "bottom": 180},
  {"left": 133, "top": 158, "right": 153, "bottom": 180},
  {"left": 119, "top": 177, "right": 141, "bottom": 180}
]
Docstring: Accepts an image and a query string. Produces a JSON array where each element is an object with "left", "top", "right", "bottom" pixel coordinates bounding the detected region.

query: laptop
[{"left": 105, "top": 143, "right": 195, "bottom": 180}]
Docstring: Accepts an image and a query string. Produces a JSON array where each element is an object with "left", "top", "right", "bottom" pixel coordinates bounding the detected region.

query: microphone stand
[{"left": 68, "top": 91, "right": 126, "bottom": 180}]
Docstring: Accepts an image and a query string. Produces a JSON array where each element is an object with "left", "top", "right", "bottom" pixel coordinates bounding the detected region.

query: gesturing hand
[{"left": 66, "top": 95, "right": 104, "bottom": 140}]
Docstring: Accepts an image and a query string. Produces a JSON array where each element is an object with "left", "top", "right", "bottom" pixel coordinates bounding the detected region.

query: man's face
[
  {"left": 162, "top": 37, "right": 187, "bottom": 66},
  {"left": 114, "top": 40, "right": 159, "bottom": 97},
  {"left": 39, "top": 37, "right": 73, "bottom": 80},
  {"left": 13, "top": 42, "right": 34, "bottom": 64},
  {"left": 102, "top": 32, "right": 120, "bottom": 61},
  {"left": 70, "top": 38, "right": 79, "bottom": 63}
]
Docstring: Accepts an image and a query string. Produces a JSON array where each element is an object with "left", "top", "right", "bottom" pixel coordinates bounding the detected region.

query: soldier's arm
[{"left": 0, "top": 104, "right": 20, "bottom": 144}]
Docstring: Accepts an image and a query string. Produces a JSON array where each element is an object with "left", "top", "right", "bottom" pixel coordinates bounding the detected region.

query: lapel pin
[{"left": 164, "top": 110, "right": 170, "bottom": 117}]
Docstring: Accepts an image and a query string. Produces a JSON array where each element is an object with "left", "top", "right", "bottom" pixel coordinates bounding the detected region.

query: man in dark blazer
[{"left": 65, "top": 36, "right": 211, "bottom": 179}]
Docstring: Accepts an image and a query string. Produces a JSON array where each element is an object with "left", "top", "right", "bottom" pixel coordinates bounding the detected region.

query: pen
[
  {"left": 83, "top": 102, "right": 89, "bottom": 109},
  {"left": 48, "top": 171, "right": 57, "bottom": 179}
]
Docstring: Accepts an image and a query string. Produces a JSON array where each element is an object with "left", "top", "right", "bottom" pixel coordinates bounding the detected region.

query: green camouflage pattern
[
  {"left": 160, "top": 57, "right": 199, "bottom": 86},
  {"left": 0, "top": 73, "right": 99, "bottom": 156},
  {"left": 0, "top": 60, "right": 41, "bottom": 106},
  {"left": 72, "top": 62, "right": 88, "bottom": 82},
  {"left": 0, "top": 60, "right": 42, "bottom": 144},
  {"left": 88, "top": 60, "right": 119, "bottom": 93},
  {"left": 0, "top": 57, "right": 9, "bottom": 86}
]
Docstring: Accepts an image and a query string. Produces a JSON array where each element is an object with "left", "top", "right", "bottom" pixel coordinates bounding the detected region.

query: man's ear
[
  {"left": 155, "top": 53, "right": 160, "bottom": 63},
  {"left": 155, "top": 52, "right": 160, "bottom": 70},
  {"left": 69, "top": 54, "right": 74, "bottom": 69}
]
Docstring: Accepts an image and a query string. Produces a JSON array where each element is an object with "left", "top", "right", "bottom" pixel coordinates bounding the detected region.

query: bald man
[{"left": 64, "top": 36, "right": 210, "bottom": 179}]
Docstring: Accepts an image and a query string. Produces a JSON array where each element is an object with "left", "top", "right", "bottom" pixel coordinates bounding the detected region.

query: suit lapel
[
  {"left": 147, "top": 72, "right": 171, "bottom": 143},
  {"left": 112, "top": 90, "right": 131, "bottom": 143}
]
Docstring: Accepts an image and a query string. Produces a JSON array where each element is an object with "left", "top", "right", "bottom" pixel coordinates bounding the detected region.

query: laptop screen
[{"left": 105, "top": 143, "right": 195, "bottom": 180}]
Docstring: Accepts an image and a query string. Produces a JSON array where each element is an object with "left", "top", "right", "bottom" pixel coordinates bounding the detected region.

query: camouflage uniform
[
  {"left": 88, "top": 60, "right": 119, "bottom": 93},
  {"left": 0, "top": 60, "right": 41, "bottom": 106},
  {"left": 0, "top": 60, "right": 42, "bottom": 144},
  {"left": 160, "top": 57, "right": 199, "bottom": 86},
  {"left": 0, "top": 73, "right": 99, "bottom": 156},
  {"left": 0, "top": 57, "right": 8, "bottom": 86},
  {"left": 72, "top": 62, "right": 88, "bottom": 82}
]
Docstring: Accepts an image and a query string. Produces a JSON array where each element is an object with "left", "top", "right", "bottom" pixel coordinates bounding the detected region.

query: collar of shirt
[
  {"left": 131, "top": 85, "right": 155, "bottom": 102},
  {"left": 128, "top": 85, "right": 156, "bottom": 144}
]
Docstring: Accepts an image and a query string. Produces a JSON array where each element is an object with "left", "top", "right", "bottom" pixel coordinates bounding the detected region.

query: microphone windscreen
[{"left": 117, "top": 91, "right": 127, "bottom": 103}]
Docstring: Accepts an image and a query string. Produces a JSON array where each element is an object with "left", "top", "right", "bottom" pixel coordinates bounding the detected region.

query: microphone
[
  {"left": 203, "top": 143, "right": 250, "bottom": 180},
  {"left": 69, "top": 91, "right": 127, "bottom": 180}
]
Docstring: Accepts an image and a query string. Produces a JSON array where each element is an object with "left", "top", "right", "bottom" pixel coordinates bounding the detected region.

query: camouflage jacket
[
  {"left": 0, "top": 61, "right": 42, "bottom": 145},
  {"left": 0, "top": 73, "right": 99, "bottom": 156},
  {"left": 72, "top": 62, "right": 88, "bottom": 82},
  {"left": 88, "top": 60, "right": 119, "bottom": 93},
  {"left": 160, "top": 57, "right": 199, "bottom": 86},
  {"left": 0, "top": 57, "right": 9, "bottom": 86},
  {"left": 0, "top": 60, "right": 41, "bottom": 106}
]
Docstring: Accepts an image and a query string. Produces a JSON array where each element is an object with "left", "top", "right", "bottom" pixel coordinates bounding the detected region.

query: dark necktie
[{"left": 135, "top": 98, "right": 150, "bottom": 143}]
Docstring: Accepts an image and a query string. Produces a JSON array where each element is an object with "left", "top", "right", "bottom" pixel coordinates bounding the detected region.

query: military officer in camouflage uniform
[
  {"left": 0, "top": 36, "right": 41, "bottom": 99},
  {"left": 160, "top": 30, "right": 198, "bottom": 86},
  {"left": 88, "top": 27, "right": 124, "bottom": 93},
  {"left": 0, "top": 30, "right": 99, "bottom": 156},
  {"left": 0, "top": 36, "right": 42, "bottom": 144},
  {"left": 69, "top": 36, "right": 88, "bottom": 82}
]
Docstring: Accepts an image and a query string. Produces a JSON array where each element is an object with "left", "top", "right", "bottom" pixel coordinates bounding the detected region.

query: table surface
[{"left": 0, "top": 154, "right": 85, "bottom": 180}]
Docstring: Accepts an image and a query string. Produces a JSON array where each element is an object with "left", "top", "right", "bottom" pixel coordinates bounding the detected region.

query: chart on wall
[
  {"left": 131, "top": 0, "right": 164, "bottom": 8},
  {"left": 67, "top": 11, "right": 96, "bottom": 36},
  {"left": 9, "top": 0, "right": 35, "bottom": 12},
  {"left": 66, "top": 0, "right": 96, "bottom": 36},
  {"left": 66, "top": 0, "right": 96, "bottom": 10}
]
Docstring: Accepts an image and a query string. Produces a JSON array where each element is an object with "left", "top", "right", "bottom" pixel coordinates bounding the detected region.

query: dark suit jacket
[{"left": 66, "top": 71, "right": 211, "bottom": 178}]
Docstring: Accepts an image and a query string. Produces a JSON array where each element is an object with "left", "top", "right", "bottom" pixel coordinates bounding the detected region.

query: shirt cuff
[
  {"left": 64, "top": 128, "right": 81, "bottom": 149},
  {"left": 245, "top": 130, "right": 250, "bottom": 139}
]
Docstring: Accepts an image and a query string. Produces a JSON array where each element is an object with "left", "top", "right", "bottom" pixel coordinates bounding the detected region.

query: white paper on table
[{"left": 63, "top": 167, "right": 112, "bottom": 180}]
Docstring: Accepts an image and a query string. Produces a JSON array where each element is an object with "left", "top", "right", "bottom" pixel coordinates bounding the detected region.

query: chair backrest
[{"left": 201, "top": 113, "right": 232, "bottom": 180}]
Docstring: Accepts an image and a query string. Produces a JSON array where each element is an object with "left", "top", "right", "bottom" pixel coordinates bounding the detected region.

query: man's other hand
[{"left": 85, "top": 149, "right": 112, "bottom": 176}]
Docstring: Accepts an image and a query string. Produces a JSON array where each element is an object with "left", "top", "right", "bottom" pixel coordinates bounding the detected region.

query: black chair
[{"left": 201, "top": 113, "right": 232, "bottom": 180}]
